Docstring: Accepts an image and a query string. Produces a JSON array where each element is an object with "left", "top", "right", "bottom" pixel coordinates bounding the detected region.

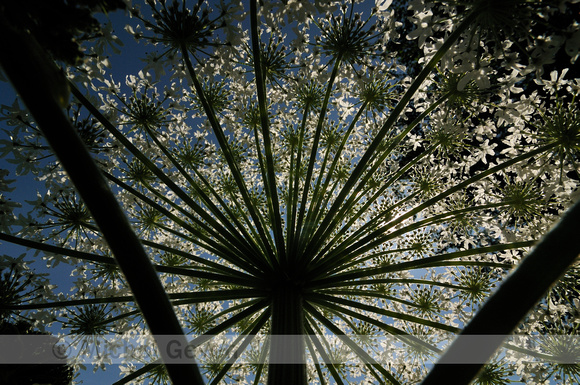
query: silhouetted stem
[
  {"left": 268, "top": 283, "right": 307, "bottom": 385},
  {"left": 420, "top": 199, "right": 580, "bottom": 385},
  {"left": 0, "top": 23, "right": 204, "bottom": 385}
]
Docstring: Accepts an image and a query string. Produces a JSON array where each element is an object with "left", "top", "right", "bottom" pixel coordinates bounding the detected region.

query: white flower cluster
[{"left": 1, "top": 0, "right": 579, "bottom": 384}]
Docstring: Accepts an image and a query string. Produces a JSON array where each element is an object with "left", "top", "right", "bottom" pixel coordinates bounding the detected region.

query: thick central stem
[{"left": 267, "top": 281, "right": 307, "bottom": 385}]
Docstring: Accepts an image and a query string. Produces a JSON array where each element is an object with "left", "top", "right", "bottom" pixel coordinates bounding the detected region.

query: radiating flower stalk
[{"left": 1, "top": 0, "right": 580, "bottom": 384}]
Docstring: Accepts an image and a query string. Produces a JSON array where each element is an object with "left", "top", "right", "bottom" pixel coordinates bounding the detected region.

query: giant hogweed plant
[{"left": 1, "top": 0, "right": 580, "bottom": 384}]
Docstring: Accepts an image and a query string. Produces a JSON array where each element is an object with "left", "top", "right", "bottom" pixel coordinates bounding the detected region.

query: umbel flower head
[
  {"left": 357, "top": 74, "right": 397, "bottom": 112},
  {"left": 133, "top": 0, "right": 227, "bottom": 59},
  {"left": 63, "top": 304, "right": 113, "bottom": 336},
  {"left": 0, "top": 263, "right": 41, "bottom": 323},
  {"left": 535, "top": 99, "right": 580, "bottom": 178},
  {"left": 314, "top": 1, "right": 386, "bottom": 66},
  {"left": 473, "top": 361, "right": 514, "bottom": 385},
  {"left": 1, "top": 0, "right": 580, "bottom": 384}
]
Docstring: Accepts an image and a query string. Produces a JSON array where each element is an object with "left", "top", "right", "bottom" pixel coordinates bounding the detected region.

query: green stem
[
  {"left": 157, "top": 216, "right": 263, "bottom": 278},
  {"left": 1, "top": 231, "right": 258, "bottom": 288},
  {"left": 297, "top": 101, "right": 369, "bottom": 266},
  {"left": 249, "top": 0, "right": 286, "bottom": 265},
  {"left": 317, "top": 297, "right": 444, "bottom": 356},
  {"left": 181, "top": 43, "right": 276, "bottom": 268},
  {"left": 287, "top": 105, "right": 311, "bottom": 260},
  {"left": 4, "top": 289, "right": 265, "bottom": 310},
  {"left": 304, "top": 320, "right": 346, "bottom": 385},
  {"left": 309, "top": 200, "right": 510, "bottom": 280},
  {"left": 252, "top": 338, "right": 270, "bottom": 385},
  {"left": 308, "top": 293, "right": 459, "bottom": 333},
  {"left": 140, "top": 239, "right": 260, "bottom": 281},
  {"left": 327, "top": 244, "right": 417, "bottom": 274},
  {"left": 320, "top": 287, "right": 460, "bottom": 308},
  {"left": 267, "top": 281, "right": 307, "bottom": 385},
  {"left": 379, "top": 143, "right": 556, "bottom": 242},
  {"left": 186, "top": 164, "right": 268, "bottom": 259},
  {"left": 295, "top": 54, "right": 343, "bottom": 255},
  {"left": 69, "top": 83, "right": 244, "bottom": 256},
  {"left": 113, "top": 299, "right": 270, "bottom": 385},
  {"left": 310, "top": 241, "right": 534, "bottom": 288},
  {"left": 302, "top": 93, "right": 449, "bottom": 264},
  {"left": 304, "top": 336, "right": 328, "bottom": 385},
  {"left": 105, "top": 172, "right": 267, "bottom": 275},
  {"left": 209, "top": 308, "right": 270, "bottom": 385},
  {"left": 309, "top": 102, "right": 368, "bottom": 225},
  {"left": 308, "top": 141, "right": 555, "bottom": 280},
  {"left": 304, "top": 11, "right": 478, "bottom": 257},
  {"left": 305, "top": 302, "right": 402, "bottom": 385},
  {"left": 143, "top": 125, "right": 265, "bottom": 262}
]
